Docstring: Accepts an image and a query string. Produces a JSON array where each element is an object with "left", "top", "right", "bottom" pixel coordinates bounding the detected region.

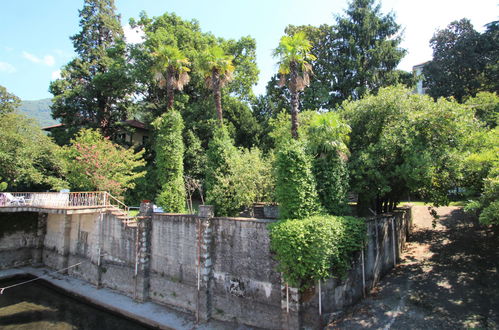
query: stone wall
[{"left": 0, "top": 205, "right": 412, "bottom": 329}]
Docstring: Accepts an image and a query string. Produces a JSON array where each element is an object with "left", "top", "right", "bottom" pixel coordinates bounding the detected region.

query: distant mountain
[{"left": 17, "top": 98, "right": 59, "bottom": 127}]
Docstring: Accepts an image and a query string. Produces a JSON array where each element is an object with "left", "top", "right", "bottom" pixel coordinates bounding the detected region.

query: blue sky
[{"left": 0, "top": 0, "right": 497, "bottom": 101}]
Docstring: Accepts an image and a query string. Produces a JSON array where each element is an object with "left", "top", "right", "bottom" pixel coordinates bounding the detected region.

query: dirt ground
[{"left": 328, "top": 206, "right": 499, "bottom": 329}]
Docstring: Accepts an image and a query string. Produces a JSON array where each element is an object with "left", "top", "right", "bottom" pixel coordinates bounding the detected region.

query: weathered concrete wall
[
  {"left": 297, "top": 206, "right": 412, "bottom": 328},
  {"left": 1, "top": 205, "right": 412, "bottom": 329},
  {"left": 0, "top": 212, "right": 39, "bottom": 269},
  {"left": 210, "top": 218, "right": 282, "bottom": 329},
  {"left": 149, "top": 214, "right": 199, "bottom": 313}
]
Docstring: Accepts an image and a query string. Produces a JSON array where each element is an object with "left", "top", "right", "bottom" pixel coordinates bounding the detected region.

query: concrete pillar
[
  {"left": 32, "top": 212, "right": 47, "bottom": 266},
  {"left": 134, "top": 201, "right": 153, "bottom": 302},
  {"left": 134, "top": 216, "right": 152, "bottom": 302},
  {"left": 197, "top": 217, "right": 214, "bottom": 322},
  {"left": 59, "top": 213, "right": 72, "bottom": 273}
]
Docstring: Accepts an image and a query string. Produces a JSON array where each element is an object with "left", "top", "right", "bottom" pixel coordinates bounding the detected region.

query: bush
[
  {"left": 153, "top": 111, "right": 186, "bottom": 212},
  {"left": 62, "top": 128, "right": 145, "bottom": 196},
  {"left": 205, "top": 127, "right": 273, "bottom": 216},
  {"left": 269, "top": 215, "right": 366, "bottom": 288},
  {"left": 274, "top": 140, "right": 321, "bottom": 219}
]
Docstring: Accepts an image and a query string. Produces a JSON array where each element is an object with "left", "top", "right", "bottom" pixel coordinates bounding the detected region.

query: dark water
[{"left": 0, "top": 277, "right": 150, "bottom": 329}]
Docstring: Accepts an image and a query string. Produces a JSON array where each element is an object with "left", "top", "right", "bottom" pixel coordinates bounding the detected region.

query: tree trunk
[
  {"left": 290, "top": 62, "right": 299, "bottom": 139},
  {"left": 212, "top": 69, "right": 223, "bottom": 126},
  {"left": 166, "top": 66, "right": 175, "bottom": 110}
]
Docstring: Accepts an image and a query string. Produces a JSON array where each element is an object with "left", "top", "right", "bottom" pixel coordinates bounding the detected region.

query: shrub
[
  {"left": 153, "top": 111, "right": 186, "bottom": 212},
  {"left": 205, "top": 127, "right": 273, "bottom": 216},
  {"left": 62, "top": 128, "right": 145, "bottom": 196},
  {"left": 274, "top": 140, "right": 321, "bottom": 219},
  {"left": 269, "top": 215, "right": 366, "bottom": 288}
]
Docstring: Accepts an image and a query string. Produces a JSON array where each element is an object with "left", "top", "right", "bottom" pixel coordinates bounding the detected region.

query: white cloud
[
  {"left": 44, "top": 55, "right": 55, "bottom": 66},
  {"left": 51, "top": 70, "right": 61, "bottom": 80},
  {"left": 123, "top": 24, "right": 145, "bottom": 44},
  {"left": 0, "top": 61, "right": 16, "bottom": 73},
  {"left": 22, "top": 51, "right": 55, "bottom": 66}
]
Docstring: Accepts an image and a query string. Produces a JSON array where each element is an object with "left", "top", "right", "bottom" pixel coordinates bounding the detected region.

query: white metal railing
[{"left": 0, "top": 191, "right": 112, "bottom": 209}]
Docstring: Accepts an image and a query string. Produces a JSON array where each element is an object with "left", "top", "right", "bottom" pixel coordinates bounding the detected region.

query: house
[
  {"left": 42, "top": 119, "right": 151, "bottom": 146},
  {"left": 413, "top": 61, "right": 430, "bottom": 95}
]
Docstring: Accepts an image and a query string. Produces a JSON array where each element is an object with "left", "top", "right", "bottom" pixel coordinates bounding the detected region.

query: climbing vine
[{"left": 269, "top": 215, "right": 366, "bottom": 288}]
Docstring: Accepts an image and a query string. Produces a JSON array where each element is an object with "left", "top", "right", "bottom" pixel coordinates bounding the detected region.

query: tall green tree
[
  {"left": 331, "top": 0, "right": 406, "bottom": 104},
  {"left": 273, "top": 32, "right": 316, "bottom": 139},
  {"left": 200, "top": 45, "right": 235, "bottom": 125},
  {"left": 423, "top": 19, "right": 487, "bottom": 102},
  {"left": 50, "top": 0, "right": 132, "bottom": 140},
  {"left": 151, "top": 44, "right": 190, "bottom": 110},
  {"left": 0, "top": 85, "right": 20, "bottom": 115}
]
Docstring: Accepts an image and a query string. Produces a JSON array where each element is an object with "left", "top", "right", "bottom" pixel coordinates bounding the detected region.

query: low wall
[{"left": 0, "top": 205, "right": 412, "bottom": 329}]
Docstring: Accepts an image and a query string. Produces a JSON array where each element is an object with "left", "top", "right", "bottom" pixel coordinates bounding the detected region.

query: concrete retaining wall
[
  {"left": 0, "top": 212, "right": 40, "bottom": 269},
  {"left": 0, "top": 205, "right": 412, "bottom": 329}
]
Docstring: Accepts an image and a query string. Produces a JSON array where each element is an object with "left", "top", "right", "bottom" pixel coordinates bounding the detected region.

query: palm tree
[
  {"left": 201, "top": 46, "right": 235, "bottom": 125},
  {"left": 273, "top": 32, "right": 316, "bottom": 139},
  {"left": 152, "top": 45, "right": 191, "bottom": 110}
]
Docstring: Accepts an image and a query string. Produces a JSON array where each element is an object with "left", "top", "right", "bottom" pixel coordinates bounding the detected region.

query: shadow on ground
[{"left": 328, "top": 206, "right": 499, "bottom": 329}]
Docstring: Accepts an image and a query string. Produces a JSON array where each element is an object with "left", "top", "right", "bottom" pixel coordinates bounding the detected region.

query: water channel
[{"left": 0, "top": 276, "right": 151, "bottom": 329}]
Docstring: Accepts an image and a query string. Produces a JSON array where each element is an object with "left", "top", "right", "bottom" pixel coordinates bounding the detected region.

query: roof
[
  {"left": 41, "top": 123, "right": 64, "bottom": 131},
  {"left": 41, "top": 120, "right": 149, "bottom": 131},
  {"left": 122, "top": 119, "right": 148, "bottom": 130}
]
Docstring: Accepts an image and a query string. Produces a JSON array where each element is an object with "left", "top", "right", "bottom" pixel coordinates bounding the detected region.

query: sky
[{"left": 0, "top": 0, "right": 497, "bottom": 101}]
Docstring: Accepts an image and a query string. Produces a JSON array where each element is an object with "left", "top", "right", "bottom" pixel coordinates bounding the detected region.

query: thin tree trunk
[
  {"left": 290, "top": 61, "right": 299, "bottom": 139},
  {"left": 166, "top": 66, "right": 175, "bottom": 110},
  {"left": 212, "top": 69, "right": 223, "bottom": 126}
]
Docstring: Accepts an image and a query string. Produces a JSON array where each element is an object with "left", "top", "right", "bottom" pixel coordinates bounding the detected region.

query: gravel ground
[{"left": 328, "top": 206, "right": 499, "bottom": 329}]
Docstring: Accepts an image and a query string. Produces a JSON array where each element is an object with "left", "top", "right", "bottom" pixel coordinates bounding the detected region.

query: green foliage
[
  {"left": 130, "top": 12, "right": 259, "bottom": 144},
  {"left": 269, "top": 215, "right": 366, "bottom": 288},
  {"left": 423, "top": 19, "right": 498, "bottom": 102},
  {"left": 270, "top": 111, "right": 351, "bottom": 215},
  {"left": 464, "top": 127, "right": 499, "bottom": 225},
  {"left": 462, "top": 127, "right": 498, "bottom": 196},
  {"left": 205, "top": 127, "right": 273, "bottom": 216},
  {"left": 0, "top": 85, "right": 21, "bottom": 115},
  {"left": 50, "top": 0, "right": 132, "bottom": 141},
  {"left": 465, "top": 92, "right": 499, "bottom": 129},
  {"left": 153, "top": 111, "right": 186, "bottom": 212},
  {"left": 342, "top": 85, "right": 480, "bottom": 214},
  {"left": 332, "top": 0, "right": 406, "bottom": 103},
  {"left": 62, "top": 129, "right": 145, "bottom": 196},
  {"left": 0, "top": 113, "right": 66, "bottom": 191},
  {"left": 274, "top": 140, "right": 321, "bottom": 219},
  {"left": 273, "top": 32, "right": 315, "bottom": 138},
  {"left": 184, "top": 129, "right": 206, "bottom": 180},
  {"left": 0, "top": 178, "right": 8, "bottom": 191}
]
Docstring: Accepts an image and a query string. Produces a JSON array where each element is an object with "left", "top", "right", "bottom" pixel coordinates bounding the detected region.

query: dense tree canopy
[
  {"left": 423, "top": 19, "right": 499, "bottom": 102},
  {"left": 50, "top": 0, "right": 132, "bottom": 141},
  {"left": 341, "top": 86, "right": 480, "bottom": 215},
  {"left": 0, "top": 85, "right": 20, "bottom": 115},
  {"left": 0, "top": 113, "right": 66, "bottom": 191}
]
